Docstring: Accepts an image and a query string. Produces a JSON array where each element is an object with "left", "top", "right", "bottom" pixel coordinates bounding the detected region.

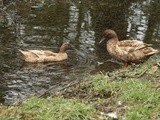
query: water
[{"left": 0, "top": 0, "right": 160, "bottom": 105}]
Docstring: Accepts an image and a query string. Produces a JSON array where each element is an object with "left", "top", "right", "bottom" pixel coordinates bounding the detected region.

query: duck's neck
[
  {"left": 59, "top": 47, "right": 67, "bottom": 53},
  {"left": 107, "top": 38, "right": 118, "bottom": 44}
]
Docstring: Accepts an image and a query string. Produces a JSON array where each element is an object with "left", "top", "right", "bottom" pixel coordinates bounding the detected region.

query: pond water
[{"left": 0, "top": 0, "right": 160, "bottom": 105}]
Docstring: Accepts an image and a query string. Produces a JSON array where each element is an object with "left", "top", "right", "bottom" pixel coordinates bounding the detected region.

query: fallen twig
[
  {"left": 38, "top": 81, "right": 80, "bottom": 98},
  {"left": 136, "top": 70, "right": 147, "bottom": 78},
  {"left": 156, "top": 61, "right": 160, "bottom": 67}
]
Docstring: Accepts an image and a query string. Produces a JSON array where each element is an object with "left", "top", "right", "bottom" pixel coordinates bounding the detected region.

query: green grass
[
  {"left": 3, "top": 97, "right": 101, "bottom": 120},
  {"left": 61, "top": 71, "right": 160, "bottom": 119}
]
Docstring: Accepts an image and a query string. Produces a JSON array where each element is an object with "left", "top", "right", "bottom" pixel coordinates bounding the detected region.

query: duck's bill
[
  {"left": 70, "top": 44, "right": 77, "bottom": 50},
  {"left": 99, "top": 36, "right": 105, "bottom": 44}
]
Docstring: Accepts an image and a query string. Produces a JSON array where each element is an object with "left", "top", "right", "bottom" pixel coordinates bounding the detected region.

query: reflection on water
[
  {"left": 127, "top": 1, "right": 148, "bottom": 40},
  {"left": 0, "top": 0, "right": 160, "bottom": 105}
]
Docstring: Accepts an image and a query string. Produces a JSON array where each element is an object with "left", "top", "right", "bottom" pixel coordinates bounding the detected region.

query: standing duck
[
  {"left": 19, "top": 42, "right": 72, "bottom": 62},
  {"left": 99, "top": 29, "right": 159, "bottom": 66}
]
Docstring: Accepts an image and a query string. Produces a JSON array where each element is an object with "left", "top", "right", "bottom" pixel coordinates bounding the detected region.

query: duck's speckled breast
[{"left": 107, "top": 40, "right": 130, "bottom": 62}]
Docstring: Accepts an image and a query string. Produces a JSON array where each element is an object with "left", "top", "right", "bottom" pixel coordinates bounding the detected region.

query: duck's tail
[
  {"left": 18, "top": 49, "right": 27, "bottom": 59},
  {"left": 155, "top": 50, "right": 160, "bottom": 55},
  {"left": 147, "top": 49, "right": 159, "bottom": 56},
  {"left": 18, "top": 49, "right": 23, "bottom": 53},
  {"left": 152, "top": 49, "right": 159, "bottom": 54},
  {"left": 18, "top": 49, "right": 25, "bottom": 55}
]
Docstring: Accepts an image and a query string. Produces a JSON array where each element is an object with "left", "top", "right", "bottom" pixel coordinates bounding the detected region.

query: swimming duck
[
  {"left": 19, "top": 42, "right": 72, "bottom": 62},
  {"left": 99, "top": 29, "right": 159, "bottom": 66}
]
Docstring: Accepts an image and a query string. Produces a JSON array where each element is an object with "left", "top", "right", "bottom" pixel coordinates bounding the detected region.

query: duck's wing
[
  {"left": 118, "top": 40, "right": 152, "bottom": 52},
  {"left": 42, "top": 50, "right": 57, "bottom": 56},
  {"left": 19, "top": 49, "right": 39, "bottom": 58},
  {"left": 28, "top": 50, "right": 57, "bottom": 57}
]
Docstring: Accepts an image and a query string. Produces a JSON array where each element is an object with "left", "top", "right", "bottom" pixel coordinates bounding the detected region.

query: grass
[
  {"left": 0, "top": 58, "right": 160, "bottom": 120},
  {"left": 1, "top": 97, "right": 101, "bottom": 120}
]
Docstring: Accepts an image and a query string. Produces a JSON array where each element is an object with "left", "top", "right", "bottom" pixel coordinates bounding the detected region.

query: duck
[
  {"left": 19, "top": 42, "right": 72, "bottom": 63},
  {"left": 99, "top": 29, "right": 159, "bottom": 66}
]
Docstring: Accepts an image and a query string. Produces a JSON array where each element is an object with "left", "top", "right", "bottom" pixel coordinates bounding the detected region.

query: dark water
[{"left": 0, "top": 0, "right": 160, "bottom": 105}]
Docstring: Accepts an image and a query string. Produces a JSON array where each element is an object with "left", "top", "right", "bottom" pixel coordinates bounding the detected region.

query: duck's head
[
  {"left": 99, "top": 29, "right": 118, "bottom": 44},
  {"left": 59, "top": 42, "right": 74, "bottom": 53}
]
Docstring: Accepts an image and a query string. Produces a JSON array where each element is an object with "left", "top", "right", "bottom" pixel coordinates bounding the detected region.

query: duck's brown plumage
[
  {"left": 100, "top": 29, "right": 159, "bottom": 65},
  {"left": 19, "top": 42, "right": 72, "bottom": 62}
]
